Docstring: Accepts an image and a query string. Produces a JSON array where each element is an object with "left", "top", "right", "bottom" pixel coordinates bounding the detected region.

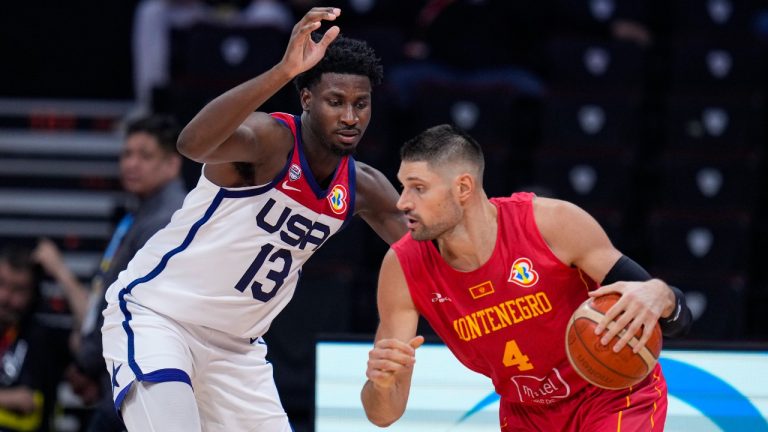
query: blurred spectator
[
  {"left": 0, "top": 244, "right": 55, "bottom": 432},
  {"left": 33, "top": 115, "right": 187, "bottom": 432}
]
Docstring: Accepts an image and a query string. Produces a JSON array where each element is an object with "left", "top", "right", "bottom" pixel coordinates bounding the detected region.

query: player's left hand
[
  {"left": 279, "top": 7, "right": 341, "bottom": 77},
  {"left": 589, "top": 279, "right": 672, "bottom": 353}
]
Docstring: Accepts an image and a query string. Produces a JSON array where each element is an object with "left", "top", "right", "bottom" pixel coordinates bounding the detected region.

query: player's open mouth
[{"left": 406, "top": 218, "right": 419, "bottom": 229}]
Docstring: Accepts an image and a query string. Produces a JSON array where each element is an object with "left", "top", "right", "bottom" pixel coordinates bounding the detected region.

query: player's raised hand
[
  {"left": 366, "top": 336, "right": 424, "bottom": 389},
  {"left": 279, "top": 7, "right": 341, "bottom": 77},
  {"left": 589, "top": 280, "right": 671, "bottom": 353}
]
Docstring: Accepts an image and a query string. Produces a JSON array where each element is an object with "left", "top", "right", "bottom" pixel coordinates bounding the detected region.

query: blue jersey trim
[
  {"left": 273, "top": 117, "right": 289, "bottom": 129},
  {"left": 114, "top": 381, "right": 133, "bottom": 415},
  {"left": 214, "top": 155, "right": 291, "bottom": 197},
  {"left": 142, "top": 368, "right": 193, "bottom": 386},
  {"left": 118, "top": 189, "right": 229, "bottom": 377},
  {"left": 115, "top": 113, "right": 339, "bottom": 379},
  {"left": 293, "top": 114, "right": 345, "bottom": 200},
  {"left": 118, "top": 179, "right": 281, "bottom": 378},
  {"left": 112, "top": 368, "right": 192, "bottom": 415},
  {"left": 340, "top": 157, "right": 357, "bottom": 231},
  {"left": 220, "top": 179, "right": 281, "bottom": 198}
]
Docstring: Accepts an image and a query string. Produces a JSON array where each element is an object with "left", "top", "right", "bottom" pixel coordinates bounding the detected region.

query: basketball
[{"left": 565, "top": 293, "right": 662, "bottom": 390}]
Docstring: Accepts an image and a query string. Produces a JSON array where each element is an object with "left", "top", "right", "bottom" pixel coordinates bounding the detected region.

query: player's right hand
[
  {"left": 366, "top": 336, "right": 424, "bottom": 389},
  {"left": 279, "top": 7, "right": 341, "bottom": 77}
]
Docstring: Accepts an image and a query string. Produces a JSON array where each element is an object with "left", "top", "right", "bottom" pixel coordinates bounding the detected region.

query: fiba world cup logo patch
[
  {"left": 288, "top": 163, "right": 302, "bottom": 181},
  {"left": 508, "top": 257, "right": 539, "bottom": 287},
  {"left": 327, "top": 184, "right": 348, "bottom": 215}
]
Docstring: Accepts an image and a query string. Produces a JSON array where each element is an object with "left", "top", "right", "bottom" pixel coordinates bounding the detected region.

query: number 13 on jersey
[{"left": 234, "top": 244, "right": 293, "bottom": 302}]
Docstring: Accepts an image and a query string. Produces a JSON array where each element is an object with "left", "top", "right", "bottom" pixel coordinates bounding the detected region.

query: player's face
[
  {"left": 120, "top": 132, "right": 178, "bottom": 198},
  {"left": 396, "top": 161, "right": 462, "bottom": 241},
  {"left": 302, "top": 73, "right": 372, "bottom": 156},
  {"left": 0, "top": 261, "right": 34, "bottom": 326}
]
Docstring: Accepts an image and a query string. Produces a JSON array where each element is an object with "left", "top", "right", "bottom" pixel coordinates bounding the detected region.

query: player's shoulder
[
  {"left": 245, "top": 112, "right": 296, "bottom": 146},
  {"left": 353, "top": 161, "right": 389, "bottom": 196},
  {"left": 205, "top": 112, "right": 295, "bottom": 186},
  {"left": 531, "top": 196, "right": 604, "bottom": 252},
  {"left": 353, "top": 160, "right": 380, "bottom": 177},
  {"left": 531, "top": 196, "right": 588, "bottom": 220}
]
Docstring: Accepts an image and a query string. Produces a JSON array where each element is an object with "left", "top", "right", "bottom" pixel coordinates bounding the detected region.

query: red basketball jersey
[{"left": 392, "top": 192, "right": 598, "bottom": 406}]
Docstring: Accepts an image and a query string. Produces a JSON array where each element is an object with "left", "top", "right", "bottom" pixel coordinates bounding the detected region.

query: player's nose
[
  {"left": 396, "top": 194, "right": 411, "bottom": 212},
  {"left": 340, "top": 104, "right": 358, "bottom": 125}
]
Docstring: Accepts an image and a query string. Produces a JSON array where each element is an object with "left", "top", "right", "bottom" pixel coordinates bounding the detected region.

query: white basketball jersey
[{"left": 105, "top": 113, "right": 356, "bottom": 338}]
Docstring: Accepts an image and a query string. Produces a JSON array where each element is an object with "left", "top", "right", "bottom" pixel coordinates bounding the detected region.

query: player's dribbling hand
[
  {"left": 589, "top": 280, "right": 671, "bottom": 353},
  {"left": 366, "top": 336, "right": 424, "bottom": 389},
  {"left": 280, "top": 7, "right": 341, "bottom": 77}
]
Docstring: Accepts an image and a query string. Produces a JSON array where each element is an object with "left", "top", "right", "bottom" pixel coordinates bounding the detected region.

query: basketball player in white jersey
[{"left": 101, "top": 7, "right": 406, "bottom": 431}]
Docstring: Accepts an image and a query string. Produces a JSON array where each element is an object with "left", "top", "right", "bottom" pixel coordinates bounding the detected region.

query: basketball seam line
[
  {"left": 568, "top": 315, "right": 644, "bottom": 387},
  {"left": 576, "top": 307, "right": 658, "bottom": 367}
]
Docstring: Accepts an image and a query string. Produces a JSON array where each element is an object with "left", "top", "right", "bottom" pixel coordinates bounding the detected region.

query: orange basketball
[{"left": 565, "top": 293, "right": 662, "bottom": 390}]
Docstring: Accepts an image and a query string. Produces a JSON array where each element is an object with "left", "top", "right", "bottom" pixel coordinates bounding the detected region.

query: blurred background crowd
[{"left": 1, "top": 0, "right": 767, "bottom": 430}]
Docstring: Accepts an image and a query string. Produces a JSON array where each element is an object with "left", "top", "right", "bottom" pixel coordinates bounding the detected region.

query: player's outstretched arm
[
  {"left": 176, "top": 7, "right": 342, "bottom": 164},
  {"left": 361, "top": 249, "right": 422, "bottom": 426},
  {"left": 355, "top": 162, "right": 408, "bottom": 245}
]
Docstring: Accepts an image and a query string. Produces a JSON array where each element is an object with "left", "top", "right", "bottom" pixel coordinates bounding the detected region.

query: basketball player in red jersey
[{"left": 361, "top": 124, "right": 692, "bottom": 431}]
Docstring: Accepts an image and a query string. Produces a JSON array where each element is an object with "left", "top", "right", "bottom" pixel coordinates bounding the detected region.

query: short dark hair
[
  {"left": 125, "top": 115, "right": 180, "bottom": 154},
  {"left": 400, "top": 124, "right": 485, "bottom": 177},
  {"left": 293, "top": 33, "right": 383, "bottom": 92}
]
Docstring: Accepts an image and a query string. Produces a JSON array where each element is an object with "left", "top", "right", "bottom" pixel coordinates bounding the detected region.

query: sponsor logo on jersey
[
  {"left": 289, "top": 163, "right": 302, "bottom": 181},
  {"left": 468, "top": 281, "right": 494, "bottom": 299},
  {"left": 508, "top": 257, "right": 539, "bottom": 287},
  {"left": 432, "top": 292, "right": 452, "bottom": 303},
  {"left": 511, "top": 368, "right": 571, "bottom": 404},
  {"left": 327, "top": 184, "right": 348, "bottom": 214},
  {"left": 281, "top": 180, "right": 301, "bottom": 192}
]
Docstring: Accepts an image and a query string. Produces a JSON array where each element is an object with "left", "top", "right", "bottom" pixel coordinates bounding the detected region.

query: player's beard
[
  {"left": 409, "top": 200, "right": 463, "bottom": 241},
  {"left": 318, "top": 134, "right": 356, "bottom": 157},
  {"left": 330, "top": 144, "right": 355, "bottom": 157}
]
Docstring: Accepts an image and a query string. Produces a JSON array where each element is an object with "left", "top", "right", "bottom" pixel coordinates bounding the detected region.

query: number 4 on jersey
[{"left": 503, "top": 339, "right": 534, "bottom": 371}]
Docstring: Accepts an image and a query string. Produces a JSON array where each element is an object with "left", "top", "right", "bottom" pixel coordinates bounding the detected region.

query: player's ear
[
  {"left": 456, "top": 172, "right": 474, "bottom": 203},
  {"left": 300, "top": 88, "right": 311, "bottom": 111}
]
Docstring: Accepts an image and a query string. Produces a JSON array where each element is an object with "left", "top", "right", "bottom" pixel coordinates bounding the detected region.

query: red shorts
[{"left": 499, "top": 364, "right": 668, "bottom": 432}]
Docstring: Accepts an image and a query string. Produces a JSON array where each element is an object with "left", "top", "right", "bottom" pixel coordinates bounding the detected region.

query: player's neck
[
  {"left": 300, "top": 128, "right": 341, "bottom": 186},
  {"left": 436, "top": 199, "right": 497, "bottom": 272}
]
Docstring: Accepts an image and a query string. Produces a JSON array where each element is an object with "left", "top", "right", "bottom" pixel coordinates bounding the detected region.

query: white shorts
[{"left": 102, "top": 300, "right": 291, "bottom": 431}]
